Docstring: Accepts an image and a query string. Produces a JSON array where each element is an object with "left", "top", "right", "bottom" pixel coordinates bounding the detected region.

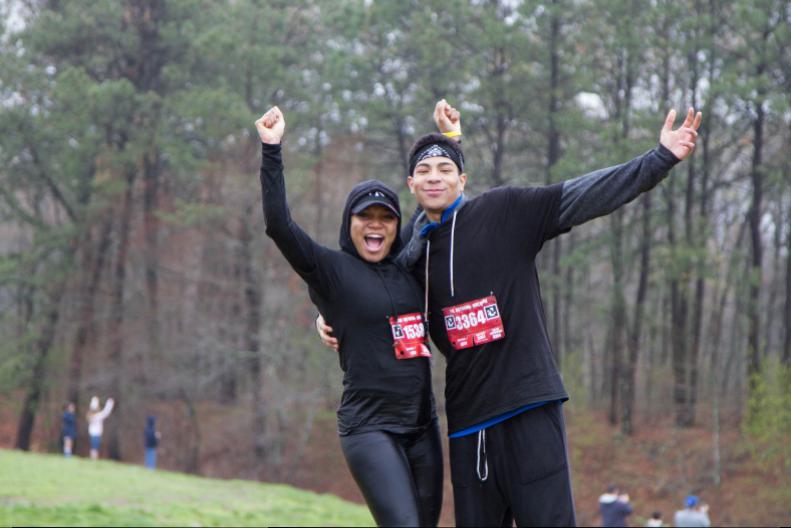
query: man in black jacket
[
  {"left": 321, "top": 101, "right": 701, "bottom": 526},
  {"left": 408, "top": 101, "right": 699, "bottom": 527}
]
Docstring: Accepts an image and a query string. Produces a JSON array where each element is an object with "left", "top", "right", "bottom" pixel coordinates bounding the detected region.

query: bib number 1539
[{"left": 389, "top": 312, "right": 431, "bottom": 360}]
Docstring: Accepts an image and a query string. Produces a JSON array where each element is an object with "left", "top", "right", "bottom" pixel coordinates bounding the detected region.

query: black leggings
[{"left": 340, "top": 420, "right": 443, "bottom": 527}]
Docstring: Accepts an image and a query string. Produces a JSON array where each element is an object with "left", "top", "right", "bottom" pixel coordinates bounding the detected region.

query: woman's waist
[
  {"left": 337, "top": 388, "right": 436, "bottom": 431},
  {"left": 342, "top": 360, "right": 432, "bottom": 392}
]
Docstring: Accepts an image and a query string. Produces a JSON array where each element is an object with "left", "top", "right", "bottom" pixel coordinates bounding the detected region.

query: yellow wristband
[{"left": 442, "top": 131, "right": 462, "bottom": 138}]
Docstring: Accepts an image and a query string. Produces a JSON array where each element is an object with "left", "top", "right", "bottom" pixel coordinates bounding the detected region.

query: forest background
[{"left": 1, "top": 0, "right": 789, "bottom": 525}]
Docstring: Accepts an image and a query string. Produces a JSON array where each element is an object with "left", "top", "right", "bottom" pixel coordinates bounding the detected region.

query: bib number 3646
[{"left": 442, "top": 295, "right": 505, "bottom": 350}]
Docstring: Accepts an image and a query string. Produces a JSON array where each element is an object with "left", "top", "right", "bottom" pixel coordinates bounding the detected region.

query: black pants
[
  {"left": 340, "top": 420, "right": 443, "bottom": 527},
  {"left": 449, "top": 403, "right": 576, "bottom": 527}
]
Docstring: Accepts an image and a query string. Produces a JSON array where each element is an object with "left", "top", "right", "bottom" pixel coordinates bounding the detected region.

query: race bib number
[
  {"left": 442, "top": 295, "right": 505, "bottom": 350},
  {"left": 389, "top": 312, "right": 432, "bottom": 360}
]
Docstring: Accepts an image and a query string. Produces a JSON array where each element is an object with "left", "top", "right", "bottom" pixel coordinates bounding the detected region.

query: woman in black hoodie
[{"left": 255, "top": 106, "right": 442, "bottom": 527}]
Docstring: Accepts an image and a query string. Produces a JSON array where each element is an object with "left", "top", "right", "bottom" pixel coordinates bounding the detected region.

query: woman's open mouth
[{"left": 364, "top": 234, "right": 384, "bottom": 251}]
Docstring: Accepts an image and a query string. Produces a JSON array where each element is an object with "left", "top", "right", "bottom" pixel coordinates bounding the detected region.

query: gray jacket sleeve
[
  {"left": 558, "top": 144, "right": 680, "bottom": 230},
  {"left": 396, "top": 210, "right": 429, "bottom": 270}
]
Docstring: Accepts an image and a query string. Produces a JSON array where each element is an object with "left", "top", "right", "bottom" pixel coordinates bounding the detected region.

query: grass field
[{"left": 0, "top": 449, "right": 374, "bottom": 527}]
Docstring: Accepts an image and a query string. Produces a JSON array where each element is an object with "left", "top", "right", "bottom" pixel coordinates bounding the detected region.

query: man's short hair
[{"left": 408, "top": 133, "right": 465, "bottom": 176}]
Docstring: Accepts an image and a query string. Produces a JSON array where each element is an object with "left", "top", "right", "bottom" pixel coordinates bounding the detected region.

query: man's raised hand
[
  {"left": 660, "top": 107, "right": 702, "bottom": 161},
  {"left": 433, "top": 99, "right": 462, "bottom": 139},
  {"left": 255, "top": 106, "right": 285, "bottom": 145}
]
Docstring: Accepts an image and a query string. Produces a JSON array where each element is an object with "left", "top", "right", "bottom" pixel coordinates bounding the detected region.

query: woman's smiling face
[{"left": 350, "top": 205, "right": 398, "bottom": 262}]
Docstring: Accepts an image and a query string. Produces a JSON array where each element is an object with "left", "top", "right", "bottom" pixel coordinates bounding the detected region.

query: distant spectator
[
  {"left": 674, "top": 495, "right": 711, "bottom": 527},
  {"left": 599, "top": 483, "right": 633, "bottom": 527},
  {"left": 645, "top": 510, "right": 664, "bottom": 527},
  {"left": 143, "top": 415, "right": 161, "bottom": 470},
  {"left": 86, "top": 395, "right": 114, "bottom": 460},
  {"left": 61, "top": 402, "right": 76, "bottom": 457}
]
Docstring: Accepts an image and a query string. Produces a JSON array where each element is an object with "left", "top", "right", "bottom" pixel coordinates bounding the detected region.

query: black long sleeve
[{"left": 260, "top": 142, "right": 330, "bottom": 296}]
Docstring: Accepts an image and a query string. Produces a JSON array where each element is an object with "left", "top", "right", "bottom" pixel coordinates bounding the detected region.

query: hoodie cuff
[
  {"left": 261, "top": 141, "right": 282, "bottom": 165},
  {"left": 656, "top": 143, "right": 681, "bottom": 167},
  {"left": 261, "top": 142, "right": 282, "bottom": 155}
]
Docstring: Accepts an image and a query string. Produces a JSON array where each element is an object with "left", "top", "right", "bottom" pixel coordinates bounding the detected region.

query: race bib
[
  {"left": 389, "top": 312, "right": 432, "bottom": 360},
  {"left": 442, "top": 295, "right": 505, "bottom": 350}
]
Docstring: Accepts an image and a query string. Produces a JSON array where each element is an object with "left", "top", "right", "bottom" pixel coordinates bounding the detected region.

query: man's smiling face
[{"left": 407, "top": 156, "right": 467, "bottom": 222}]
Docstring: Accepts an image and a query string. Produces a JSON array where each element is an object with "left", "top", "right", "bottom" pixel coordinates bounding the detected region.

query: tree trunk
[
  {"left": 239, "top": 204, "right": 265, "bottom": 459},
  {"left": 765, "top": 210, "right": 783, "bottom": 356},
  {"left": 721, "top": 239, "right": 752, "bottom": 416},
  {"left": 708, "top": 219, "right": 746, "bottom": 484},
  {"left": 143, "top": 152, "right": 161, "bottom": 373},
  {"left": 106, "top": 170, "right": 135, "bottom": 461},
  {"left": 608, "top": 32, "right": 635, "bottom": 426},
  {"left": 180, "top": 389, "right": 202, "bottom": 474},
  {"left": 15, "top": 285, "right": 67, "bottom": 450},
  {"left": 546, "top": 2, "right": 563, "bottom": 366},
  {"left": 222, "top": 236, "right": 240, "bottom": 402},
  {"left": 668, "top": 172, "right": 691, "bottom": 426},
  {"left": 783, "top": 58, "right": 791, "bottom": 367},
  {"left": 659, "top": 286, "right": 670, "bottom": 369},
  {"left": 489, "top": 43, "right": 508, "bottom": 187},
  {"left": 14, "top": 242, "right": 76, "bottom": 450},
  {"left": 622, "top": 192, "right": 652, "bottom": 435},
  {"left": 683, "top": 55, "right": 701, "bottom": 426},
  {"left": 562, "top": 230, "right": 575, "bottom": 360},
  {"left": 68, "top": 217, "right": 113, "bottom": 406},
  {"left": 784, "top": 203, "right": 791, "bottom": 365},
  {"left": 313, "top": 124, "right": 325, "bottom": 241},
  {"left": 392, "top": 112, "right": 409, "bottom": 176},
  {"left": 127, "top": 0, "right": 167, "bottom": 386},
  {"left": 747, "top": 93, "right": 765, "bottom": 398},
  {"left": 609, "top": 209, "right": 626, "bottom": 426}
]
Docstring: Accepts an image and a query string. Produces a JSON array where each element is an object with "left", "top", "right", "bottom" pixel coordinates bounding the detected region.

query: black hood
[{"left": 339, "top": 179, "right": 403, "bottom": 259}]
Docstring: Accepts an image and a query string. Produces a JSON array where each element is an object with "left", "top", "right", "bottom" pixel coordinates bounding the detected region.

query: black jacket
[
  {"left": 260, "top": 143, "right": 436, "bottom": 436},
  {"left": 414, "top": 185, "right": 568, "bottom": 433},
  {"left": 144, "top": 416, "right": 159, "bottom": 449},
  {"left": 411, "top": 145, "right": 680, "bottom": 434}
]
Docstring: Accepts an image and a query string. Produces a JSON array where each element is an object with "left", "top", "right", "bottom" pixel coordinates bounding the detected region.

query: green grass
[{"left": 0, "top": 449, "right": 374, "bottom": 527}]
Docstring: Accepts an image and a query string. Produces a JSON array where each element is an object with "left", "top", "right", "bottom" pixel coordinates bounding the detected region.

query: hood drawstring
[
  {"left": 450, "top": 209, "right": 457, "bottom": 298},
  {"left": 424, "top": 240, "right": 430, "bottom": 323},
  {"left": 375, "top": 265, "right": 397, "bottom": 320},
  {"left": 422, "top": 208, "right": 460, "bottom": 325},
  {"left": 476, "top": 429, "right": 488, "bottom": 482}
]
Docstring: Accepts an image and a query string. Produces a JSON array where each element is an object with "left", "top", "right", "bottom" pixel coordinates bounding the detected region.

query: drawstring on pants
[{"left": 476, "top": 429, "right": 488, "bottom": 482}]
